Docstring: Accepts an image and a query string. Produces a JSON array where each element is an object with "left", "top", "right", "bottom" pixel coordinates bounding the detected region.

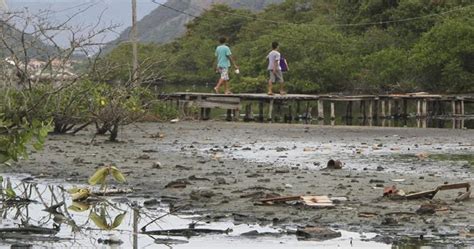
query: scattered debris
[
  {"left": 416, "top": 152, "right": 429, "bottom": 160},
  {"left": 98, "top": 237, "right": 123, "bottom": 245},
  {"left": 165, "top": 179, "right": 190, "bottom": 189},
  {"left": 190, "top": 190, "right": 215, "bottom": 200},
  {"left": 383, "top": 182, "right": 471, "bottom": 201},
  {"left": 142, "top": 228, "right": 232, "bottom": 237},
  {"left": 175, "top": 165, "right": 192, "bottom": 170},
  {"left": 154, "top": 238, "right": 189, "bottom": 245},
  {"left": 416, "top": 203, "right": 437, "bottom": 215},
  {"left": 143, "top": 199, "right": 160, "bottom": 206},
  {"left": 152, "top": 161, "right": 162, "bottom": 169},
  {"left": 188, "top": 175, "right": 211, "bottom": 181},
  {"left": 391, "top": 179, "right": 405, "bottom": 182},
  {"left": 170, "top": 118, "right": 180, "bottom": 123},
  {"left": 258, "top": 195, "right": 335, "bottom": 208},
  {"left": 296, "top": 227, "right": 341, "bottom": 241},
  {"left": 137, "top": 154, "right": 151, "bottom": 160},
  {"left": 358, "top": 212, "right": 378, "bottom": 218},
  {"left": 325, "top": 159, "right": 343, "bottom": 170}
]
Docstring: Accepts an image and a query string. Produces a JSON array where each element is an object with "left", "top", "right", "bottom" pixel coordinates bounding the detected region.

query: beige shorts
[
  {"left": 269, "top": 70, "right": 284, "bottom": 83},
  {"left": 219, "top": 67, "right": 229, "bottom": 81}
]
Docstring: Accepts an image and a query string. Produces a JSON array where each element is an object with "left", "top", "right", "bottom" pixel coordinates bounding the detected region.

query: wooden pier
[{"left": 161, "top": 92, "right": 474, "bottom": 123}]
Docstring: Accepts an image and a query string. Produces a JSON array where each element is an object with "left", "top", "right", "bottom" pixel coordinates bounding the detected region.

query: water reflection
[{"left": 0, "top": 175, "right": 392, "bottom": 248}]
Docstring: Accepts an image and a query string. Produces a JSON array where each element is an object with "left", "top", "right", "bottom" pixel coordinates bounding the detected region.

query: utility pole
[{"left": 131, "top": 0, "right": 139, "bottom": 84}]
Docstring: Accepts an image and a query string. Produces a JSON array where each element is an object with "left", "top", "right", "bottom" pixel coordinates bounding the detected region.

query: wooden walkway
[{"left": 161, "top": 92, "right": 474, "bottom": 123}]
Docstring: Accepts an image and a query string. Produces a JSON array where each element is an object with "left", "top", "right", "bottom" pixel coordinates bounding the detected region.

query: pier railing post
[{"left": 317, "top": 99, "right": 324, "bottom": 120}]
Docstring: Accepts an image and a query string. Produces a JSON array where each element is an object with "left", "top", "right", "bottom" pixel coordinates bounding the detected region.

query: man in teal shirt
[{"left": 214, "top": 37, "right": 239, "bottom": 94}]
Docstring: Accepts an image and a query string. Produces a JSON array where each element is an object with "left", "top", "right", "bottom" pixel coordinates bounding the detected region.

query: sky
[{"left": 5, "top": 0, "right": 166, "bottom": 48}]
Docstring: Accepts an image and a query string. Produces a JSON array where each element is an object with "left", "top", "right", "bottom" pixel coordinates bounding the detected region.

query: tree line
[{"left": 103, "top": 0, "right": 473, "bottom": 94}]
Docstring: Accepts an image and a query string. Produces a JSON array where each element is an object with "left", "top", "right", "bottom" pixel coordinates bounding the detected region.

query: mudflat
[{"left": 5, "top": 121, "right": 474, "bottom": 244}]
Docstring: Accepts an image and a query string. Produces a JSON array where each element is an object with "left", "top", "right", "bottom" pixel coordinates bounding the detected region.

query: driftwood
[
  {"left": 405, "top": 182, "right": 470, "bottom": 200},
  {"left": 142, "top": 228, "right": 232, "bottom": 237},
  {"left": 0, "top": 226, "right": 59, "bottom": 235}
]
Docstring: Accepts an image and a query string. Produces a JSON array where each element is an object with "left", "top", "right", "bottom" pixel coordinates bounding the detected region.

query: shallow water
[{"left": 0, "top": 175, "right": 390, "bottom": 249}]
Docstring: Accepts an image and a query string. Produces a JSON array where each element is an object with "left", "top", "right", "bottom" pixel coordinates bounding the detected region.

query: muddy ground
[{"left": 3, "top": 121, "right": 474, "bottom": 245}]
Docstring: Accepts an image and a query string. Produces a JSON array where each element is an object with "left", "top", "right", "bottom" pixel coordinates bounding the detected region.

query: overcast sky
[{"left": 5, "top": 0, "right": 166, "bottom": 47}]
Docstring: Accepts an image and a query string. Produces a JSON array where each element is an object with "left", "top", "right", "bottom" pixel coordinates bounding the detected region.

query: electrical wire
[{"left": 151, "top": 0, "right": 473, "bottom": 28}]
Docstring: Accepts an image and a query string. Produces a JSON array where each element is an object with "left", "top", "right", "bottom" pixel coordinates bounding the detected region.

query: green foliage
[
  {"left": 104, "top": 0, "right": 473, "bottom": 94},
  {"left": 147, "top": 101, "right": 179, "bottom": 121},
  {"left": 0, "top": 87, "right": 53, "bottom": 163},
  {"left": 231, "top": 76, "right": 267, "bottom": 93},
  {"left": 411, "top": 15, "right": 474, "bottom": 93}
]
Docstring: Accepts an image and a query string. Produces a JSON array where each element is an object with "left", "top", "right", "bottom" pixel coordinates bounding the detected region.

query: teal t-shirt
[{"left": 215, "top": 45, "right": 231, "bottom": 68}]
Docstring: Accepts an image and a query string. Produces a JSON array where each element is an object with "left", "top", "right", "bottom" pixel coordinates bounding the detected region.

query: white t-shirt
[{"left": 267, "top": 50, "right": 281, "bottom": 71}]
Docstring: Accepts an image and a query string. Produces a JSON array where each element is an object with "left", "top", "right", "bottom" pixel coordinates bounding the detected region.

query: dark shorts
[{"left": 269, "top": 70, "right": 284, "bottom": 83}]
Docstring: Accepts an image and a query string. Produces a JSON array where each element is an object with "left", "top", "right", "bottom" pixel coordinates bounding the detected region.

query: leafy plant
[
  {"left": 89, "top": 205, "right": 126, "bottom": 230},
  {"left": 88, "top": 165, "right": 126, "bottom": 190}
]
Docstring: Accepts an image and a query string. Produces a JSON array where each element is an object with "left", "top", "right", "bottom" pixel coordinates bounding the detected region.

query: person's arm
[
  {"left": 273, "top": 59, "right": 279, "bottom": 73},
  {"left": 228, "top": 55, "right": 239, "bottom": 69},
  {"left": 285, "top": 59, "right": 289, "bottom": 71}
]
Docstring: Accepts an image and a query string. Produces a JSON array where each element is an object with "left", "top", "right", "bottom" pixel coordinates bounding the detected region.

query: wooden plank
[
  {"left": 195, "top": 101, "right": 240, "bottom": 110},
  {"left": 205, "top": 97, "right": 241, "bottom": 104}
]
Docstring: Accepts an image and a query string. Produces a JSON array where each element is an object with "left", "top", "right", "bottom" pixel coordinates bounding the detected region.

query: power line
[
  {"left": 151, "top": 0, "right": 199, "bottom": 18},
  {"left": 151, "top": 0, "right": 473, "bottom": 28}
]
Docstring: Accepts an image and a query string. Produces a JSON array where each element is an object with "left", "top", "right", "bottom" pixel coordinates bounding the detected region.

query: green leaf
[
  {"left": 111, "top": 212, "right": 127, "bottom": 229},
  {"left": 6, "top": 178, "right": 16, "bottom": 199}
]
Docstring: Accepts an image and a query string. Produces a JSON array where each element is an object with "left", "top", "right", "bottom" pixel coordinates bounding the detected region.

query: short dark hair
[
  {"left": 219, "top": 37, "right": 227, "bottom": 44},
  {"left": 272, "top": 41, "right": 279, "bottom": 49}
]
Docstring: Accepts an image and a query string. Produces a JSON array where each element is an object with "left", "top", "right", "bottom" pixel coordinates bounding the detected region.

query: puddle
[{"left": 0, "top": 175, "right": 390, "bottom": 248}]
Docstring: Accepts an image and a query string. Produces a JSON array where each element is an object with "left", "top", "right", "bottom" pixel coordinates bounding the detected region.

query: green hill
[{"left": 107, "top": 0, "right": 283, "bottom": 46}]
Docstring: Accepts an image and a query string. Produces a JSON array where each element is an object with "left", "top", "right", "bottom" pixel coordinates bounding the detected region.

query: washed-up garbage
[
  {"left": 296, "top": 227, "right": 342, "bottom": 241},
  {"left": 383, "top": 182, "right": 471, "bottom": 201},
  {"left": 258, "top": 195, "right": 339, "bottom": 208},
  {"left": 325, "top": 159, "right": 343, "bottom": 169}
]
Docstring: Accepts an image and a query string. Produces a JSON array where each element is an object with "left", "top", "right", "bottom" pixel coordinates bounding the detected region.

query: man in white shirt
[{"left": 267, "top": 41, "right": 286, "bottom": 95}]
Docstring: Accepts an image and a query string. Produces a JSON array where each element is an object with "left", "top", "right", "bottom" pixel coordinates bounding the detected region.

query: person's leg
[
  {"left": 277, "top": 71, "right": 286, "bottom": 95},
  {"left": 214, "top": 78, "right": 224, "bottom": 93},
  {"left": 222, "top": 68, "right": 232, "bottom": 94},
  {"left": 268, "top": 71, "right": 274, "bottom": 95},
  {"left": 214, "top": 68, "right": 224, "bottom": 93},
  {"left": 279, "top": 81, "right": 286, "bottom": 95}
]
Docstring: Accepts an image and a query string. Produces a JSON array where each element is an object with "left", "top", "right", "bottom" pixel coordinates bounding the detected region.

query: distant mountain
[{"left": 108, "top": 0, "right": 283, "bottom": 47}]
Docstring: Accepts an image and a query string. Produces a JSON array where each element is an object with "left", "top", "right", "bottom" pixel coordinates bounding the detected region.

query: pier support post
[
  {"left": 258, "top": 101, "right": 264, "bottom": 122},
  {"left": 330, "top": 102, "right": 335, "bottom": 120},
  {"left": 317, "top": 99, "right": 324, "bottom": 120},
  {"left": 368, "top": 100, "right": 373, "bottom": 119},
  {"left": 387, "top": 100, "right": 392, "bottom": 118},
  {"left": 244, "top": 104, "right": 253, "bottom": 121},
  {"left": 360, "top": 100, "right": 367, "bottom": 119},
  {"left": 296, "top": 101, "right": 301, "bottom": 121},
  {"left": 268, "top": 99, "right": 274, "bottom": 121},
  {"left": 452, "top": 100, "right": 456, "bottom": 116},
  {"left": 346, "top": 101, "right": 353, "bottom": 119},
  {"left": 416, "top": 100, "right": 421, "bottom": 117},
  {"left": 381, "top": 100, "right": 386, "bottom": 118},
  {"left": 403, "top": 99, "right": 408, "bottom": 118},
  {"left": 422, "top": 99, "right": 428, "bottom": 117},
  {"left": 461, "top": 100, "right": 465, "bottom": 116}
]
